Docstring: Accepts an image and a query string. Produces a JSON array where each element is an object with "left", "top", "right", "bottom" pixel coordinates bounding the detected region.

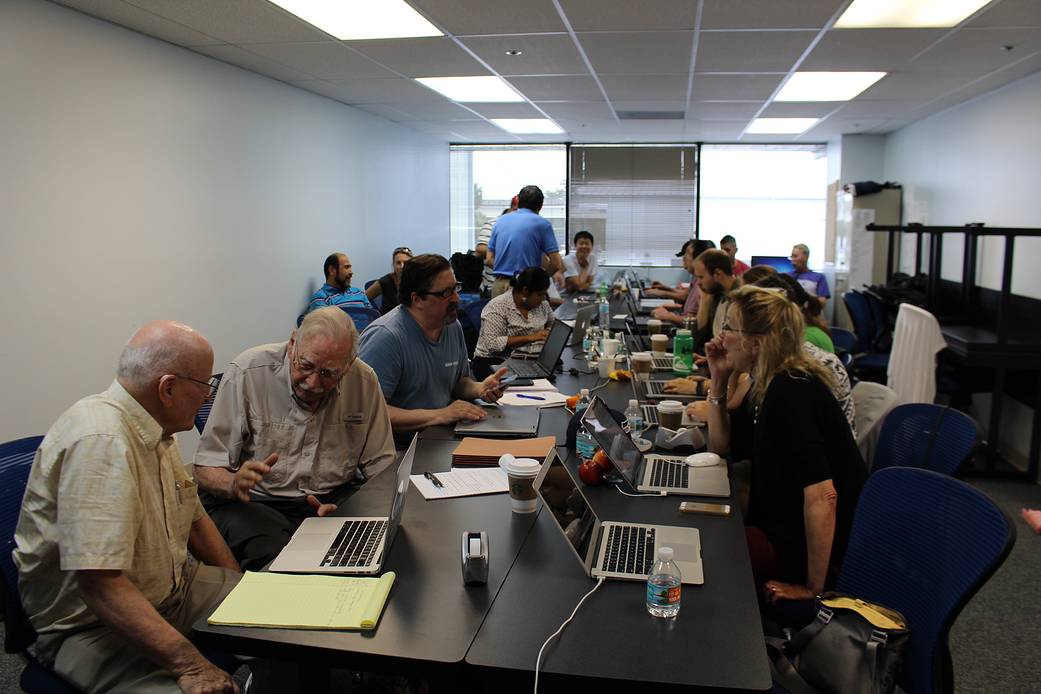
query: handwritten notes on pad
[
  {"left": 410, "top": 468, "right": 509, "bottom": 500},
  {"left": 208, "top": 571, "right": 395, "bottom": 630}
]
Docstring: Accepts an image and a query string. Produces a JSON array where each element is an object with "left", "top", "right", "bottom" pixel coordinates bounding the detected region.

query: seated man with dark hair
[
  {"left": 561, "top": 230, "right": 598, "bottom": 294},
  {"left": 306, "top": 252, "right": 374, "bottom": 313},
  {"left": 359, "top": 253, "right": 507, "bottom": 440},
  {"left": 720, "top": 235, "right": 750, "bottom": 276}
]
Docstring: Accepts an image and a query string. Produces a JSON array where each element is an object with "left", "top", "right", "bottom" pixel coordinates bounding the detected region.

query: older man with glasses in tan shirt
[{"left": 194, "top": 307, "right": 395, "bottom": 571}]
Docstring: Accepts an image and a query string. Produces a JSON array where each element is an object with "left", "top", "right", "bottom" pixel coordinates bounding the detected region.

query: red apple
[
  {"left": 578, "top": 459, "right": 605, "bottom": 485},
  {"left": 592, "top": 449, "right": 613, "bottom": 474}
]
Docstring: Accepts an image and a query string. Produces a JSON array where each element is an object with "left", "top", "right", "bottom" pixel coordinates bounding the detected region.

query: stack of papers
[
  {"left": 452, "top": 436, "right": 556, "bottom": 467},
  {"left": 499, "top": 378, "right": 568, "bottom": 408},
  {"left": 410, "top": 467, "right": 509, "bottom": 500},
  {"left": 208, "top": 571, "right": 395, "bottom": 631}
]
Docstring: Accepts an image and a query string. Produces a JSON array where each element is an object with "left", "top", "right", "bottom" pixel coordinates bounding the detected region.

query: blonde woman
[{"left": 703, "top": 286, "right": 866, "bottom": 604}]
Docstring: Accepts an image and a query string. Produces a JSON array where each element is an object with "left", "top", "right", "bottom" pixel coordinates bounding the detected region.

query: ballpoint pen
[
  {"left": 516, "top": 394, "right": 545, "bottom": 401},
  {"left": 424, "top": 471, "right": 444, "bottom": 488}
]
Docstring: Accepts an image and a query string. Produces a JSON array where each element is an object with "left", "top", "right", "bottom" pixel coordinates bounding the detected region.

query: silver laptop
[
  {"left": 268, "top": 434, "right": 417, "bottom": 574},
  {"left": 453, "top": 404, "right": 540, "bottom": 437},
  {"left": 640, "top": 404, "right": 703, "bottom": 429},
  {"left": 635, "top": 378, "right": 702, "bottom": 402},
  {"left": 566, "top": 303, "right": 598, "bottom": 347},
  {"left": 581, "top": 396, "right": 729, "bottom": 497},
  {"left": 498, "top": 320, "right": 572, "bottom": 379},
  {"left": 534, "top": 453, "right": 703, "bottom": 584}
]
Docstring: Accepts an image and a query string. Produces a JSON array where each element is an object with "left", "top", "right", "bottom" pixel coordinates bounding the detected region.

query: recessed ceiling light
[
  {"left": 269, "top": 0, "right": 442, "bottom": 40},
  {"left": 746, "top": 118, "right": 819, "bottom": 134},
  {"left": 835, "top": 0, "right": 992, "bottom": 28},
  {"left": 492, "top": 119, "right": 564, "bottom": 134},
  {"left": 505, "top": 49, "right": 523, "bottom": 56},
  {"left": 775, "top": 72, "right": 887, "bottom": 102},
  {"left": 416, "top": 76, "right": 524, "bottom": 103}
]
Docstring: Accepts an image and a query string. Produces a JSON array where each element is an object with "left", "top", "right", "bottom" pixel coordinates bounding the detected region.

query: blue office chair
[
  {"left": 830, "top": 327, "right": 860, "bottom": 355},
  {"left": 363, "top": 279, "right": 382, "bottom": 311},
  {"left": 0, "top": 435, "right": 80, "bottom": 693},
  {"left": 842, "top": 291, "right": 889, "bottom": 381},
  {"left": 836, "top": 467, "right": 1014, "bottom": 694},
  {"left": 194, "top": 373, "right": 224, "bottom": 434},
  {"left": 459, "top": 298, "right": 490, "bottom": 359},
  {"left": 871, "top": 403, "right": 979, "bottom": 476},
  {"left": 339, "top": 305, "right": 380, "bottom": 333}
]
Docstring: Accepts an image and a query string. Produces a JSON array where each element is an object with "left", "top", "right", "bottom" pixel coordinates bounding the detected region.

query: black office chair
[{"left": 194, "top": 373, "right": 224, "bottom": 434}]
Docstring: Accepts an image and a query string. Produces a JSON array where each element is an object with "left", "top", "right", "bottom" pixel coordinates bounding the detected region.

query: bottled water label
[{"left": 646, "top": 578, "right": 681, "bottom": 607}]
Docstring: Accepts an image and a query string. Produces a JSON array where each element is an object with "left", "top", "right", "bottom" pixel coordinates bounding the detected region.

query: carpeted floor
[{"left": 3, "top": 477, "right": 1039, "bottom": 693}]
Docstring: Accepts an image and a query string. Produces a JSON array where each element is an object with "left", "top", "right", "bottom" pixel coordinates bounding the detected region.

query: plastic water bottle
[
  {"left": 624, "top": 399, "right": 644, "bottom": 442},
  {"left": 598, "top": 295, "right": 611, "bottom": 330},
  {"left": 575, "top": 389, "right": 597, "bottom": 460},
  {"left": 646, "top": 547, "right": 682, "bottom": 619}
]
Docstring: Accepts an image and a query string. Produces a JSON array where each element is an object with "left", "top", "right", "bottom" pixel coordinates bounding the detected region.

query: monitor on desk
[{"left": 750, "top": 255, "right": 795, "bottom": 273}]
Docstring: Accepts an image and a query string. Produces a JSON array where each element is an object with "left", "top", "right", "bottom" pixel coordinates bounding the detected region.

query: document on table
[
  {"left": 410, "top": 467, "right": 509, "bottom": 500},
  {"left": 207, "top": 571, "right": 395, "bottom": 630},
  {"left": 498, "top": 378, "right": 568, "bottom": 407}
]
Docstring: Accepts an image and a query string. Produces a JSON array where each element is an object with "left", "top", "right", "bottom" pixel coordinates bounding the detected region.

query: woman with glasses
[
  {"left": 702, "top": 285, "right": 866, "bottom": 607},
  {"left": 365, "top": 246, "right": 413, "bottom": 315}
]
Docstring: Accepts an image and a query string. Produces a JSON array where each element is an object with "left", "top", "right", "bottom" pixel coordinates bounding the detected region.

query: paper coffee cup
[
  {"left": 650, "top": 334, "right": 668, "bottom": 353},
  {"left": 657, "top": 400, "right": 684, "bottom": 431},
  {"left": 499, "top": 454, "right": 541, "bottom": 514},
  {"left": 598, "top": 354, "right": 616, "bottom": 377},
  {"left": 602, "top": 338, "right": 619, "bottom": 357},
  {"left": 632, "top": 352, "right": 652, "bottom": 381},
  {"left": 647, "top": 319, "right": 662, "bottom": 335}
]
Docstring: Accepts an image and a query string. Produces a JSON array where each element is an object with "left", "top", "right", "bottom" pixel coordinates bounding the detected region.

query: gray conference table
[{"left": 194, "top": 345, "right": 771, "bottom": 692}]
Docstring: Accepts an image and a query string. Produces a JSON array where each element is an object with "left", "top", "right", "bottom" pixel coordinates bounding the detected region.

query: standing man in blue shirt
[
  {"left": 306, "top": 252, "right": 374, "bottom": 313},
  {"left": 486, "top": 185, "right": 563, "bottom": 297},
  {"left": 788, "top": 243, "right": 830, "bottom": 309}
]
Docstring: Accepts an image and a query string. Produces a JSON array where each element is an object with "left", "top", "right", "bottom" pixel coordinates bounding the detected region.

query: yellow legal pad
[{"left": 208, "top": 571, "right": 396, "bottom": 631}]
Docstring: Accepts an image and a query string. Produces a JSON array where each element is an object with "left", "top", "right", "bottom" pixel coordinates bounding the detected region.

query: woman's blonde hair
[{"left": 727, "top": 285, "right": 834, "bottom": 407}]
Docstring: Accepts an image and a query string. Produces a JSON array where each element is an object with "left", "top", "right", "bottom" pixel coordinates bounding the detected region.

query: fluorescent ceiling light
[
  {"left": 835, "top": 0, "right": 993, "bottom": 28},
  {"left": 776, "top": 72, "right": 887, "bottom": 102},
  {"left": 492, "top": 119, "right": 564, "bottom": 134},
  {"left": 746, "top": 118, "right": 819, "bottom": 134},
  {"left": 417, "top": 76, "right": 524, "bottom": 103},
  {"left": 269, "top": 0, "right": 442, "bottom": 40}
]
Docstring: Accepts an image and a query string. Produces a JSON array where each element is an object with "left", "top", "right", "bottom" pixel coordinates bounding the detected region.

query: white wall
[{"left": 0, "top": 0, "right": 449, "bottom": 445}]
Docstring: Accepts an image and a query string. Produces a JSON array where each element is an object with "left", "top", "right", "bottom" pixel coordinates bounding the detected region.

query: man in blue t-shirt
[
  {"left": 788, "top": 243, "right": 830, "bottom": 309},
  {"left": 486, "top": 185, "right": 563, "bottom": 297},
  {"left": 358, "top": 254, "right": 507, "bottom": 440},
  {"left": 306, "top": 252, "right": 374, "bottom": 314}
]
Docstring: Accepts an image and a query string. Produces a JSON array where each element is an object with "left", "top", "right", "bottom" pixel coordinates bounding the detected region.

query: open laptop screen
[
  {"left": 536, "top": 455, "right": 598, "bottom": 569},
  {"left": 581, "top": 397, "right": 643, "bottom": 489},
  {"left": 536, "top": 320, "right": 572, "bottom": 373},
  {"left": 384, "top": 434, "right": 417, "bottom": 551}
]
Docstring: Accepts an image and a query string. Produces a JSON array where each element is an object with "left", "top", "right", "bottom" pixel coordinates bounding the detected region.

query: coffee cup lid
[
  {"left": 499, "top": 454, "right": 541, "bottom": 477},
  {"left": 657, "top": 400, "right": 684, "bottom": 413},
  {"left": 632, "top": 352, "right": 651, "bottom": 361},
  {"left": 651, "top": 333, "right": 667, "bottom": 340},
  {"left": 647, "top": 318, "right": 662, "bottom": 324}
]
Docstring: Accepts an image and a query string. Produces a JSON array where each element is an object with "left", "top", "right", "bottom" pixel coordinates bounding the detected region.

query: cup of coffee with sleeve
[
  {"left": 631, "top": 352, "right": 652, "bottom": 381},
  {"left": 647, "top": 319, "right": 663, "bottom": 335}
]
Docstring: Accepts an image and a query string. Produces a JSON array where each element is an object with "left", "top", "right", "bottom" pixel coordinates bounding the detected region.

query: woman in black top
[
  {"left": 703, "top": 286, "right": 866, "bottom": 603},
  {"left": 366, "top": 246, "right": 413, "bottom": 315}
]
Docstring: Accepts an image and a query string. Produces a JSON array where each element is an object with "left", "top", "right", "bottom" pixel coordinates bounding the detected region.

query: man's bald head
[{"left": 117, "top": 321, "right": 213, "bottom": 391}]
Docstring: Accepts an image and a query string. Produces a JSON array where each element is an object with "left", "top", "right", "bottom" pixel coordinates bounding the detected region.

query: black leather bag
[{"left": 767, "top": 592, "right": 909, "bottom": 694}]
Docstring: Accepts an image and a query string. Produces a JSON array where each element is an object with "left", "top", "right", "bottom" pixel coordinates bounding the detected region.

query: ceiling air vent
[{"left": 616, "top": 111, "right": 685, "bottom": 120}]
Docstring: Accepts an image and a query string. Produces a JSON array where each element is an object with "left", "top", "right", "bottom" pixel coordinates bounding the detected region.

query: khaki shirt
[
  {"left": 193, "top": 342, "right": 395, "bottom": 498},
  {"left": 13, "top": 381, "right": 204, "bottom": 636}
]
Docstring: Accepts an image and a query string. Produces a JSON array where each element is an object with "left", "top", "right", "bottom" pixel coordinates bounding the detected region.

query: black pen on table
[{"left": 424, "top": 471, "right": 444, "bottom": 488}]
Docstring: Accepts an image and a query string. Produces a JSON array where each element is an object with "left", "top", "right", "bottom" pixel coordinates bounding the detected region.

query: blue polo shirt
[
  {"left": 487, "top": 208, "right": 558, "bottom": 278},
  {"left": 306, "top": 283, "right": 373, "bottom": 313},
  {"left": 358, "top": 306, "right": 471, "bottom": 411}
]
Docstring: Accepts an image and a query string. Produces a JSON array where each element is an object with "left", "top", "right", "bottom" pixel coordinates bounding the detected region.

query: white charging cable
[
  {"left": 613, "top": 484, "right": 666, "bottom": 498},
  {"left": 534, "top": 576, "right": 606, "bottom": 693}
]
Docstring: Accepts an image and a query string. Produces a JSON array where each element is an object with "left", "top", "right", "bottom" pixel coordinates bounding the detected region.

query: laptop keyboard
[
  {"left": 602, "top": 524, "right": 656, "bottom": 576},
  {"left": 648, "top": 458, "right": 690, "bottom": 488},
  {"left": 645, "top": 380, "right": 666, "bottom": 396},
  {"left": 509, "top": 361, "right": 543, "bottom": 378},
  {"left": 641, "top": 404, "right": 658, "bottom": 425},
  {"left": 652, "top": 356, "right": 672, "bottom": 370},
  {"left": 322, "top": 519, "right": 387, "bottom": 568}
]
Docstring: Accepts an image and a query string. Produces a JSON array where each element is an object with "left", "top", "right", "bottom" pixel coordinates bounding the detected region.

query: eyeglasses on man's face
[
  {"left": 177, "top": 375, "right": 221, "bottom": 400},
  {"left": 292, "top": 352, "right": 345, "bottom": 383},
  {"left": 419, "top": 282, "right": 462, "bottom": 300}
]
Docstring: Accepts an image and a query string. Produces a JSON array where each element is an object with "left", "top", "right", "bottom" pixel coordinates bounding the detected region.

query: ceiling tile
[
  {"left": 509, "top": 75, "right": 605, "bottom": 100},
  {"left": 578, "top": 32, "right": 694, "bottom": 75},
  {"left": 406, "top": 0, "right": 566, "bottom": 36},
  {"left": 612, "top": 100, "right": 688, "bottom": 112},
  {"left": 352, "top": 103, "right": 422, "bottom": 122},
  {"left": 701, "top": 0, "right": 843, "bottom": 30},
  {"left": 467, "top": 103, "right": 544, "bottom": 118},
  {"left": 302, "top": 78, "right": 460, "bottom": 104},
  {"left": 690, "top": 74, "right": 784, "bottom": 100},
  {"left": 460, "top": 34, "right": 587, "bottom": 76},
  {"left": 384, "top": 101, "right": 485, "bottom": 120},
  {"left": 600, "top": 75, "right": 689, "bottom": 101},
  {"left": 192, "top": 44, "right": 311, "bottom": 82},
  {"left": 558, "top": 0, "right": 700, "bottom": 31},
  {"left": 859, "top": 71, "right": 989, "bottom": 100},
  {"left": 53, "top": 0, "right": 223, "bottom": 46},
  {"left": 347, "top": 37, "right": 487, "bottom": 78},
  {"left": 447, "top": 120, "right": 521, "bottom": 140},
  {"left": 688, "top": 101, "right": 764, "bottom": 119},
  {"left": 911, "top": 28, "right": 1041, "bottom": 72},
  {"left": 758, "top": 101, "right": 839, "bottom": 117},
  {"left": 967, "top": 0, "right": 1041, "bottom": 28},
  {"left": 801, "top": 29, "right": 946, "bottom": 71},
  {"left": 695, "top": 31, "right": 816, "bottom": 71},
  {"left": 685, "top": 120, "right": 746, "bottom": 138},
  {"left": 827, "top": 100, "right": 932, "bottom": 119},
  {"left": 535, "top": 101, "right": 615, "bottom": 120},
  {"left": 240, "top": 42, "right": 397, "bottom": 80},
  {"left": 803, "top": 118, "right": 888, "bottom": 138},
  {"left": 124, "top": 0, "right": 327, "bottom": 43}
]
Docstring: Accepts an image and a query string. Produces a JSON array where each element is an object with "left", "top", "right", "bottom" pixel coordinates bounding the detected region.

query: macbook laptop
[
  {"left": 566, "top": 303, "right": 598, "bottom": 347},
  {"left": 581, "top": 396, "right": 729, "bottom": 497},
  {"left": 534, "top": 453, "right": 704, "bottom": 584},
  {"left": 498, "top": 320, "right": 572, "bottom": 379},
  {"left": 453, "top": 404, "right": 540, "bottom": 437},
  {"left": 634, "top": 378, "right": 702, "bottom": 402},
  {"left": 268, "top": 434, "right": 417, "bottom": 574}
]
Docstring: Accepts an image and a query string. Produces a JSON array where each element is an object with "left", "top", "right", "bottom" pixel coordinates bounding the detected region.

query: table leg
[{"left": 986, "top": 366, "right": 1006, "bottom": 473}]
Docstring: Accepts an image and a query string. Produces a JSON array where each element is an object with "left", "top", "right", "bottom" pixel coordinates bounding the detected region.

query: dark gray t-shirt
[{"left": 358, "top": 306, "right": 471, "bottom": 410}]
